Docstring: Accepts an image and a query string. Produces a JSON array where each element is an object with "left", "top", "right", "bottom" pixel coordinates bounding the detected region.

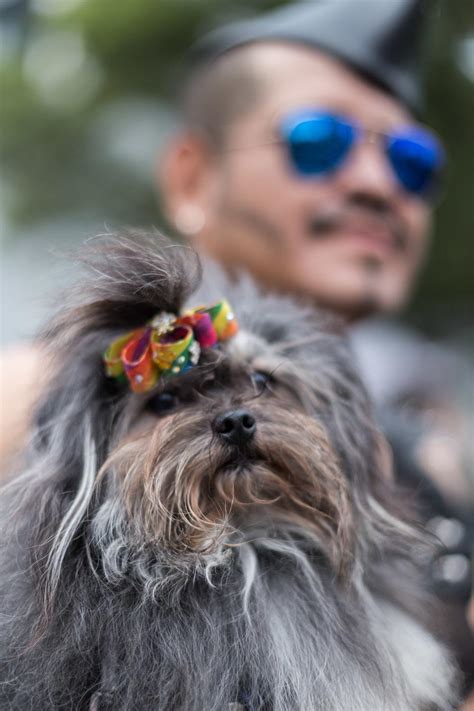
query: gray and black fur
[{"left": 0, "top": 233, "right": 458, "bottom": 710}]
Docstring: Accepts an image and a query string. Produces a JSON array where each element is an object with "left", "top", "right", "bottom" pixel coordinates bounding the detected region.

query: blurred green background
[{"left": 0, "top": 0, "right": 473, "bottom": 343}]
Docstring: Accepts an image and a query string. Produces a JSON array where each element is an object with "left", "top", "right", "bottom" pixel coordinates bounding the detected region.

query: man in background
[
  {"left": 161, "top": 0, "right": 433, "bottom": 320},
  {"left": 159, "top": 0, "right": 469, "bottom": 510}
]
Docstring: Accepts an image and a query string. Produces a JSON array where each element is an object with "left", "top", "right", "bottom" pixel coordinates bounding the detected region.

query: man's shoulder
[{"left": 0, "top": 343, "right": 45, "bottom": 471}]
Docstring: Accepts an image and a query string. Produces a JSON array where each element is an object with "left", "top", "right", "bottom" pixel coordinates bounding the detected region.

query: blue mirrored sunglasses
[{"left": 278, "top": 110, "right": 446, "bottom": 198}]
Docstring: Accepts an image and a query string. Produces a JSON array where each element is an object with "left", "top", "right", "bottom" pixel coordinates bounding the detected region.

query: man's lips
[
  {"left": 307, "top": 213, "right": 407, "bottom": 255},
  {"left": 332, "top": 225, "right": 399, "bottom": 258}
]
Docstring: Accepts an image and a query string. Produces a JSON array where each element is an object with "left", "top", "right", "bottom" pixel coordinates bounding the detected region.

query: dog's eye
[
  {"left": 147, "top": 391, "right": 179, "bottom": 416},
  {"left": 251, "top": 371, "right": 272, "bottom": 392}
]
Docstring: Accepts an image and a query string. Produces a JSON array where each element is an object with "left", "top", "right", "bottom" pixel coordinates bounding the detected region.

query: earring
[{"left": 174, "top": 204, "right": 206, "bottom": 236}]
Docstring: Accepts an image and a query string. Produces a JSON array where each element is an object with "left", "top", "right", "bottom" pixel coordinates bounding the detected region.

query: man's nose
[{"left": 339, "top": 139, "right": 398, "bottom": 202}]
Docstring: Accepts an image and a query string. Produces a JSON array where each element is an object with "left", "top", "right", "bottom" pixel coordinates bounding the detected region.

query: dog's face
[
  {"left": 111, "top": 329, "right": 354, "bottom": 573},
  {"left": 33, "top": 233, "right": 387, "bottom": 584}
]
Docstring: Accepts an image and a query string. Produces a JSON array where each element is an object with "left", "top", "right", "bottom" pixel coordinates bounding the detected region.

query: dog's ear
[{"left": 33, "top": 231, "right": 201, "bottom": 451}]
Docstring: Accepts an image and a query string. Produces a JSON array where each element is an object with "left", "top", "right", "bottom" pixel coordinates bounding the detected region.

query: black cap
[{"left": 191, "top": 0, "right": 429, "bottom": 115}]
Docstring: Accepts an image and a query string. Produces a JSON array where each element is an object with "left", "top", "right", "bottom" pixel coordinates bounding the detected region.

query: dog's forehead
[
  {"left": 225, "top": 330, "right": 271, "bottom": 361},
  {"left": 222, "top": 328, "right": 292, "bottom": 379},
  {"left": 186, "top": 262, "right": 350, "bottom": 379},
  {"left": 190, "top": 264, "right": 327, "bottom": 347}
]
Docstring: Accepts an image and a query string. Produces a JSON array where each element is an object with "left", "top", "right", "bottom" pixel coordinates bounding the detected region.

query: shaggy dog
[{"left": 0, "top": 235, "right": 458, "bottom": 710}]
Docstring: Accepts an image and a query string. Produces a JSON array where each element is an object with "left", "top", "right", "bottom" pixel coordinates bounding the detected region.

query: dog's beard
[{"left": 102, "top": 400, "right": 354, "bottom": 576}]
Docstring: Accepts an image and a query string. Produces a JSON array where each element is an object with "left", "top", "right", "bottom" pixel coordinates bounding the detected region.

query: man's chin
[
  {"left": 315, "top": 291, "right": 382, "bottom": 323},
  {"left": 307, "top": 278, "right": 409, "bottom": 322},
  {"left": 304, "top": 256, "right": 415, "bottom": 321}
]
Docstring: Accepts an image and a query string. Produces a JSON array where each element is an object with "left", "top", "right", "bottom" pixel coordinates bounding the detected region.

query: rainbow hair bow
[{"left": 104, "top": 300, "right": 238, "bottom": 393}]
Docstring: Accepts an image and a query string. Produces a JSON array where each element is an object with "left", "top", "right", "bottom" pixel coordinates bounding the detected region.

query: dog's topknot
[{"left": 46, "top": 229, "right": 202, "bottom": 342}]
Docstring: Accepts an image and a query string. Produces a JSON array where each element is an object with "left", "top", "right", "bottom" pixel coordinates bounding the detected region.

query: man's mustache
[{"left": 307, "top": 202, "right": 408, "bottom": 252}]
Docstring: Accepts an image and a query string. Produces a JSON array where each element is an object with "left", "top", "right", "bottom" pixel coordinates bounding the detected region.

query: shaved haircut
[{"left": 179, "top": 47, "right": 268, "bottom": 146}]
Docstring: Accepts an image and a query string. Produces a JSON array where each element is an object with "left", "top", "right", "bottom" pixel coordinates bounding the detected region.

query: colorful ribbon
[{"left": 104, "top": 300, "right": 238, "bottom": 393}]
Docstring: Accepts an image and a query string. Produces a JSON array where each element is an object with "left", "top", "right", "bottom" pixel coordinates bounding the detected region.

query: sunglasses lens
[
  {"left": 386, "top": 128, "right": 445, "bottom": 196},
  {"left": 280, "top": 112, "right": 355, "bottom": 176}
]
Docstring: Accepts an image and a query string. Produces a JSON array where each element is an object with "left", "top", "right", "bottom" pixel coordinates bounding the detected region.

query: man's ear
[{"left": 157, "top": 132, "right": 218, "bottom": 236}]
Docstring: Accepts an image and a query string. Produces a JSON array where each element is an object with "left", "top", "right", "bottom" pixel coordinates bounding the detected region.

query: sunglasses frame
[{"left": 277, "top": 110, "right": 446, "bottom": 200}]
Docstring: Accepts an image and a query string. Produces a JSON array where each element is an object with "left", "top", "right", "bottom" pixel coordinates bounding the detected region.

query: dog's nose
[{"left": 213, "top": 409, "right": 256, "bottom": 447}]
